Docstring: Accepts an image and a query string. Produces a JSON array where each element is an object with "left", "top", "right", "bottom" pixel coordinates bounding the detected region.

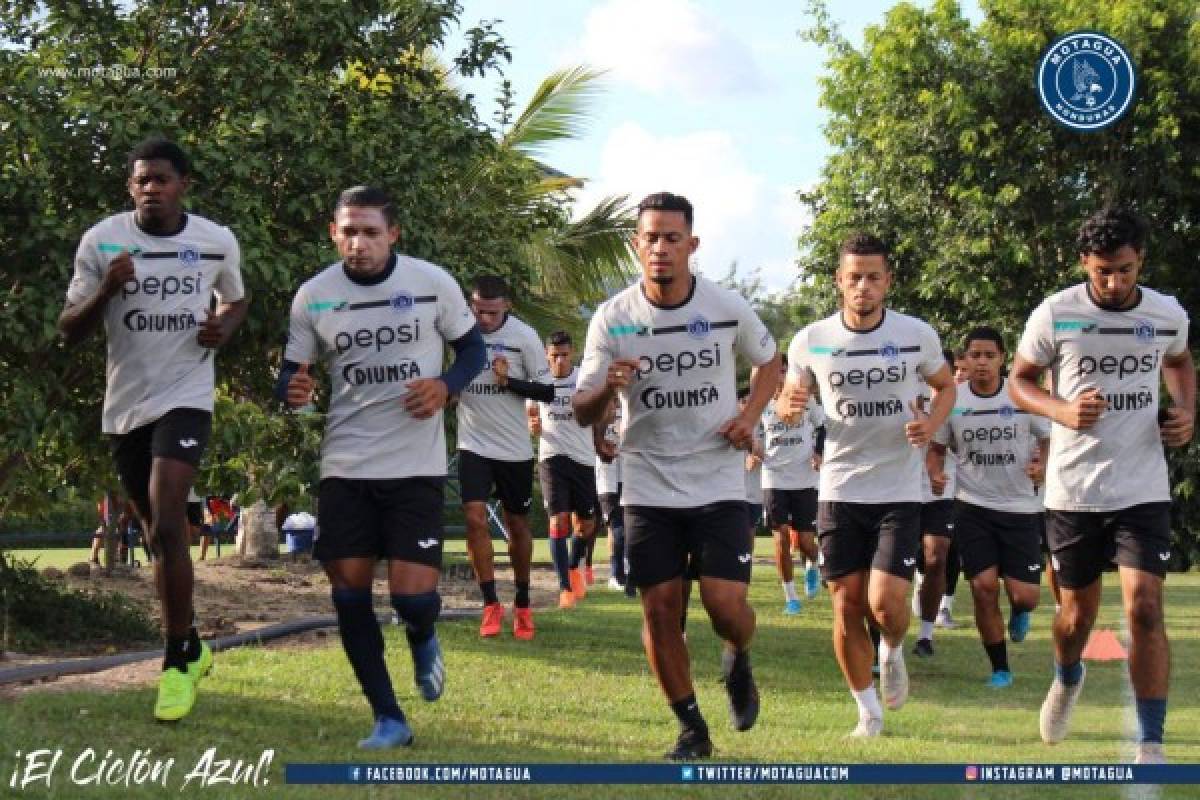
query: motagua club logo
[{"left": 1037, "top": 31, "right": 1136, "bottom": 132}]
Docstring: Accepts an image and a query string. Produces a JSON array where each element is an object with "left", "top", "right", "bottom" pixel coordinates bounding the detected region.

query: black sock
[
  {"left": 611, "top": 527, "right": 626, "bottom": 582},
  {"left": 480, "top": 580, "right": 499, "bottom": 606},
  {"left": 332, "top": 588, "right": 404, "bottom": 721},
  {"left": 514, "top": 581, "right": 531, "bottom": 609},
  {"left": 569, "top": 536, "right": 586, "bottom": 569},
  {"left": 550, "top": 537, "right": 570, "bottom": 589},
  {"left": 163, "top": 635, "right": 188, "bottom": 671},
  {"left": 869, "top": 624, "right": 882, "bottom": 663},
  {"left": 670, "top": 693, "right": 708, "bottom": 735},
  {"left": 585, "top": 535, "right": 596, "bottom": 567},
  {"left": 984, "top": 640, "right": 1009, "bottom": 673},
  {"left": 186, "top": 626, "right": 202, "bottom": 662},
  {"left": 680, "top": 603, "right": 689, "bottom": 634}
]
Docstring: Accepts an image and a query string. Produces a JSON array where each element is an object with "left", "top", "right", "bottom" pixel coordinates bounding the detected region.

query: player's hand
[
  {"left": 405, "top": 378, "right": 450, "bottom": 419},
  {"left": 776, "top": 379, "right": 810, "bottom": 425},
  {"left": 606, "top": 358, "right": 640, "bottom": 391},
  {"left": 596, "top": 438, "right": 618, "bottom": 463},
  {"left": 745, "top": 452, "right": 761, "bottom": 470},
  {"left": 810, "top": 454, "right": 823, "bottom": 471},
  {"left": 1025, "top": 453, "right": 1046, "bottom": 485},
  {"left": 718, "top": 416, "right": 756, "bottom": 451},
  {"left": 99, "top": 250, "right": 136, "bottom": 298},
  {"left": 286, "top": 363, "right": 315, "bottom": 409},
  {"left": 196, "top": 308, "right": 226, "bottom": 348},
  {"left": 929, "top": 470, "right": 948, "bottom": 496},
  {"left": 905, "top": 399, "right": 934, "bottom": 447},
  {"left": 1056, "top": 388, "right": 1106, "bottom": 430},
  {"left": 1161, "top": 407, "right": 1195, "bottom": 448},
  {"left": 528, "top": 414, "right": 542, "bottom": 436},
  {"left": 491, "top": 354, "right": 509, "bottom": 386}
]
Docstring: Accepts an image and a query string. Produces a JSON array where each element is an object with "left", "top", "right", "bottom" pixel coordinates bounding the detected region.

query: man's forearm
[
  {"left": 58, "top": 289, "right": 113, "bottom": 345},
  {"left": 574, "top": 386, "right": 615, "bottom": 427}
]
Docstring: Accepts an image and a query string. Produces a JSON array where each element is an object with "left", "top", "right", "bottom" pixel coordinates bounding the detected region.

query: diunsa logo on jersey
[
  {"left": 1037, "top": 31, "right": 1137, "bottom": 132},
  {"left": 390, "top": 291, "right": 415, "bottom": 312},
  {"left": 178, "top": 247, "right": 200, "bottom": 266}
]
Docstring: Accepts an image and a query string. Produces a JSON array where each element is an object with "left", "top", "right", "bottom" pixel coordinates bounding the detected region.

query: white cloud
[
  {"left": 571, "top": 122, "right": 801, "bottom": 293},
  {"left": 578, "top": 0, "right": 766, "bottom": 99}
]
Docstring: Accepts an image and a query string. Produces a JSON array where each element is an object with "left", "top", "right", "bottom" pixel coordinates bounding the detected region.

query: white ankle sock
[
  {"left": 851, "top": 684, "right": 883, "bottom": 718},
  {"left": 782, "top": 581, "right": 799, "bottom": 602}
]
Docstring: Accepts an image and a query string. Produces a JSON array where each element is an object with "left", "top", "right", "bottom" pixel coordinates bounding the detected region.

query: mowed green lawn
[{"left": 3, "top": 541, "right": 1199, "bottom": 800}]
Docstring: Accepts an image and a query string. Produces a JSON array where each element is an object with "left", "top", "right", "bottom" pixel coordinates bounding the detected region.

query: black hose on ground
[{"left": 0, "top": 608, "right": 476, "bottom": 686}]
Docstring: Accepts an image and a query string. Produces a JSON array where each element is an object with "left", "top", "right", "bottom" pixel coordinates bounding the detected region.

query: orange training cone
[{"left": 1082, "top": 628, "right": 1128, "bottom": 661}]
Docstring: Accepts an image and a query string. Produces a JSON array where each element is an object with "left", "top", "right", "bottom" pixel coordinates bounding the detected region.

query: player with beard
[
  {"left": 574, "top": 192, "right": 780, "bottom": 760},
  {"left": 1010, "top": 208, "right": 1193, "bottom": 763},
  {"left": 776, "top": 233, "right": 955, "bottom": 737}
]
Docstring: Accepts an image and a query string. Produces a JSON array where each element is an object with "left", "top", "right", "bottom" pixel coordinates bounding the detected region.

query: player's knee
[
  {"left": 1127, "top": 592, "right": 1164, "bottom": 634},
  {"left": 391, "top": 591, "right": 441, "bottom": 633},
  {"left": 972, "top": 578, "right": 1000, "bottom": 601}
]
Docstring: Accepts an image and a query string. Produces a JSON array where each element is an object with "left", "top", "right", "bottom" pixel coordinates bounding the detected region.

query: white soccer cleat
[
  {"left": 1134, "top": 742, "right": 1166, "bottom": 765},
  {"left": 1038, "top": 665, "right": 1086, "bottom": 744},
  {"left": 880, "top": 651, "right": 909, "bottom": 711},
  {"left": 935, "top": 608, "right": 959, "bottom": 629},
  {"left": 847, "top": 715, "right": 883, "bottom": 738}
]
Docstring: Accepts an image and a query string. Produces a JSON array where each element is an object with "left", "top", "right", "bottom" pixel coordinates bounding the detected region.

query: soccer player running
[
  {"left": 280, "top": 186, "right": 486, "bottom": 748},
  {"left": 777, "top": 233, "right": 955, "bottom": 737},
  {"left": 528, "top": 330, "right": 600, "bottom": 609},
  {"left": 59, "top": 138, "right": 247, "bottom": 720},
  {"left": 456, "top": 276, "right": 553, "bottom": 640},
  {"left": 761, "top": 364, "right": 824, "bottom": 614},
  {"left": 929, "top": 327, "right": 1050, "bottom": 687},
  {"left": 1010, "top": 208, "right": 1193, "bottom": 764},
  {"left": 910, "top": 350, "right": 958, "bottom": 658},
  {"left": 574, "top": 192, "right": 780, "bottom": 760}
]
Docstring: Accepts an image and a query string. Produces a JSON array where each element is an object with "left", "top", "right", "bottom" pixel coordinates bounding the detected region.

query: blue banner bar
[{"left": 285, "top": 763, "right": 1199, "bottom": 785}]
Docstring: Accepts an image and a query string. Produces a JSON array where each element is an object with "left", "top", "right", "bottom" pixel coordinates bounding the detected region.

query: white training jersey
[
  {"left": 66, "top": 212, "right": 245, "bottom": 434},
  {"left": 533, "top": 366, "right": 595, "bottom": 466},
  {"left": 456, "top": 315, "right": 549, "bottom": 462},
  {"left": 934, "top": 378, "right": 1051, "bottom": 514},
  {"left": 787, "top": 309, "right": 946, "bottom": 504},
  {"left": 577, "top": 276, "right": 777, "bottom": 508},
  {"left": 595, "top": 403, "right": 623, "bottom": 495},
  {"left": 1016, "top": 283, "right": 1189, "bottom": 512},
  {"left": 761, "top": 400, "right": 824, "bottom": 490},
  {"left": 284, "top": 254, "right": 475, "bottom": 480}
]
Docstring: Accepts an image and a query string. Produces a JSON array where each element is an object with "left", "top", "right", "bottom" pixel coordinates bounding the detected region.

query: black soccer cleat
[
  {"left": 912, "top": 638, "right": 934, "bottom": 658},
  {"left": 665, "top": 727, "right": 714, "bottom": 761},
  {"left": 721, "top": 648, "right": 760, "bottom": 732}
]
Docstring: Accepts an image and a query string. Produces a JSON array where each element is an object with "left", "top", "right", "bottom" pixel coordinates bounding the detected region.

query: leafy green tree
[
  {"left": 0, "top": 0, "right": 559, "bottom": 517},
  {"left": 799, "top": 0, "right": 1199, "bottom": 557}
]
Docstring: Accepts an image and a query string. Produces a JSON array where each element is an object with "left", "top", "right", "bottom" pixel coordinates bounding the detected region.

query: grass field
[{"left": 3, "top": 541, "right": 1198, "bottom": 799}]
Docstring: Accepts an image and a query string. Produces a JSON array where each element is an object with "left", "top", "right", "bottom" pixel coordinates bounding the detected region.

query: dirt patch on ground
[{"left": 0, "top": 555, "right": 573, "bottom": 698}]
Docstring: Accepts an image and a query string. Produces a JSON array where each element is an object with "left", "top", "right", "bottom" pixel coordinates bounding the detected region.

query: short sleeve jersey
[
  {"left": 1016, "top": 283, "right": 1189, "bottom": 512},
  {"left": 284, "top": 254, "right": 475, "bottom": 480},
  {"left": 787, "top": 310, "right": 946, "bottom": 504},
  {"left": 66, "top": 212, "right": 245, "bottom": 434},
  {"left": 456, "top": 315, "right": 549, "bottom": 462},
  {"left": 760, "top": 400, "right": 824, "bottom": 490},
  {"left": 576, "top": 276, "right": 776, "bottom": 508},
  {"left": 534, "top": 366, "right": 595, "bottom": 466},
  {"left": 933, "top": 378, "right": 1051, "bottom": 514}
]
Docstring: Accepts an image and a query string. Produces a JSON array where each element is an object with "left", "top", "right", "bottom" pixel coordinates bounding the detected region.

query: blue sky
[{"left": 441, "top": 1, "right": 981, "bottom": 292}]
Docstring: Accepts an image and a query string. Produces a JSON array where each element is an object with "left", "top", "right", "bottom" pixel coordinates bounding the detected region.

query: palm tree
[{"left": 497, "top": 66, "right": 639, "bottom": 330}]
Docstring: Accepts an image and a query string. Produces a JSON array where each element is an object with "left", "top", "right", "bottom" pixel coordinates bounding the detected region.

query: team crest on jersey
[
  {"left": 390, "top": 291, "right": 415, "bottom": 312},
  {"left": 998, "top": 404, "right": 1015, "bottom": 418},
  {"left": 1037, "top": 31, "right": 1137, "bottom": 132},
  {"left": 686, "top": 315, "right": 711, "bottom": 340},
  {"left": 178, "top": 247, "right": 200, "bottom": 266},
  {"left": 1133, "top": 319, "right": 1155, "bottom": 342},
  {"left": 879, "top": 341, "right": 900, "bottom": 362}
]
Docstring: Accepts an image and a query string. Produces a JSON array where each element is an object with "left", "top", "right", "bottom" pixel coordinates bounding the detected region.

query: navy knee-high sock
[
  {"left": 332, "top": 588, "right": 403, "bottom": 721},
  {"left": 611, "top": 525, "right": 626, "bottom": 582},
  {"left": 550, "top": 536, "right": 570, "bottom": 589},
  {"left": 569, "top": 536, "right": 586, "bottom": 569}
]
